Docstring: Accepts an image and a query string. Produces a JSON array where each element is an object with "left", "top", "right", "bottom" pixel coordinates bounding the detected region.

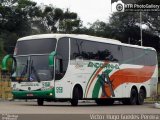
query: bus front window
[
  {"left": 12, "top": 38, "right": 57, "bottom": 82},
  {"left": 13, "top": 56, "right": 28, "bottom": 81},
  {"left": 13, "top": 55, "right": 54, "bottom": 82}
]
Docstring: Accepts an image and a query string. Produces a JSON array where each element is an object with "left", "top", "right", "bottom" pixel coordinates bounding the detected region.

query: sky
[{"left": 33, "top": 0, "right": 112, "bottom": 26}]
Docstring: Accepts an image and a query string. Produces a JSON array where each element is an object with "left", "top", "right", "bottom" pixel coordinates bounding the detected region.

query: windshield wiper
[{"left": 29, "top": 60, "right": 40, "bottom": 82}]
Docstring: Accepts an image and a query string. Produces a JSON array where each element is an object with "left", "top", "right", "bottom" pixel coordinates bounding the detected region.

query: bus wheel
[
  {"left": 71, "top": 87, "right": 79, "bottom": 106},
  {"left": 122, "top": 88, "right": 138, "bottom": 105},
  {"left": 130, "top": 88, "right": 138, "bottom": 105},
  {"left": 37, "top": 99, "right": 44, "bottom": 106},
  {"left": 137, "top": 89, "right": 145, "bottom": 105}
]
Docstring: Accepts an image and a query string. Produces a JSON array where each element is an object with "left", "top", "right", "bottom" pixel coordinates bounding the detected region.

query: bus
[{"left": 2, "top": 34, "right": 158, "bottom": 106}]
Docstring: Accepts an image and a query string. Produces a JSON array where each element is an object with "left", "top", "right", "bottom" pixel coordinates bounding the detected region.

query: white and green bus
[{"left": 2, "top": 34, "right": 158, "bottom": 106}]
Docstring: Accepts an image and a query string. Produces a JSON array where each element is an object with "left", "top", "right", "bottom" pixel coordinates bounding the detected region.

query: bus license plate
[{"left": 27, "top": 94, "right": 33, "bottom": 96}]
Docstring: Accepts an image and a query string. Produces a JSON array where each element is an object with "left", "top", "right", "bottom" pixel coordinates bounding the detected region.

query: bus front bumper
[{"left": 12, "top": 89, "right": 55, "bottom": 99}]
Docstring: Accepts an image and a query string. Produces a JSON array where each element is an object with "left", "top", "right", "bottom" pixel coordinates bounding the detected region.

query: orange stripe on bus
[{"left": 102, "top": 66, "right": 156, "bottom": 98}]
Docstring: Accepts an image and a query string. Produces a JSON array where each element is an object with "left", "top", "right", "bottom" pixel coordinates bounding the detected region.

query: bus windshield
[{"left": 12, "top": 38, "right": 57, "bottom": 82}]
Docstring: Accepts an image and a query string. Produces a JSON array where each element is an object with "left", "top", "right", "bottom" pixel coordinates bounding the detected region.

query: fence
[{"left": 0, "top": 71, "right": 13, "bottom": 100}]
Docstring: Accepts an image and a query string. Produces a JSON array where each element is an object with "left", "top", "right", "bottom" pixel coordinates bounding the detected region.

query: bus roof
[
  {"left": 18, "top": 34, "right": 156, "bottom": 51},
  {"left": 18, "top": 34, "right": 120, "bottom": 43}
]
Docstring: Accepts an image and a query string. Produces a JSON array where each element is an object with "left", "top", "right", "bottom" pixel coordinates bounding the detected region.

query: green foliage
[
  {"left": 137, "top": 0, "right": 160, "bottom": 5},
  {"left": 157, "top": 54, "right": 160, "bottom": 77},
  {"left": 57, "top": 9, "right": 81, "bottom": 33},
  {"left": 18, "top": 0, "right": 36, "bottom": 8},
  {"left": 54, "top": 8, "right": 63, "bottom": 20},
  {"left": 158, "top": 83, "right": 160, "bottom": 95}
]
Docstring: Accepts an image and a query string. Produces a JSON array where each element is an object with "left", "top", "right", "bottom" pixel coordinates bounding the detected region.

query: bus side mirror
[
  {"left": 1, "top": 54, "right": 16, "bottom": 75},
  {"left": 49, "top": 51, "right": 56, "bottom": 67},
  {"left": 2, "top": 55, "right": 10, "bottom": 72}
]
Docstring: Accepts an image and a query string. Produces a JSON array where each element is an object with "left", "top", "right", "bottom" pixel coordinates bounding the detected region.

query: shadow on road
[{"left": 16, "top": 102, "right": 137, "bottom": 107}]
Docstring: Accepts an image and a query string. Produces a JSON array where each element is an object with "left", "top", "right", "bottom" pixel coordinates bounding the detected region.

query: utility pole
[
  {"left": 128, "top": 37, "right": 130, "bottom": 44},
  {"left": 140, "top": 12, "right": 143, "bottom": 46}
]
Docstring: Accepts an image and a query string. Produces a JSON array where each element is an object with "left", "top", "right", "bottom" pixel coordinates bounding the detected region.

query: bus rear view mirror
[
  {"left": 49, "top": 51, "right": 56, "bottom": 67},
  {"left": 1, "top": 54, "right": 17, "bottom": 75}
]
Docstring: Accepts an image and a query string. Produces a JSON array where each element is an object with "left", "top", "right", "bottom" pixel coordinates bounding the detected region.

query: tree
[{"left": 58, "top": 9, "right": 82, "bottom": 33}]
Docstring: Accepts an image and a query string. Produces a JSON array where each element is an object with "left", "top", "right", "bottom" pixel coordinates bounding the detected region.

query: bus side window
[
  {"left": 55, "top": 58, "right": 63, "bottom": 80},
  {"left": 144, "top": 50, "right": 156, "bottom": 66}
]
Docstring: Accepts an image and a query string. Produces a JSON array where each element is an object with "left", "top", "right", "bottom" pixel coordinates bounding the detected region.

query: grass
[{"left": 145, "top": 83, "right": 160, "bottom": 102}]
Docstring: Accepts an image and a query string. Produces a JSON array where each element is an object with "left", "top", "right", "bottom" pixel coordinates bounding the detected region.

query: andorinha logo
[
  {"left": 111, "top": 0, "right": 160, "bottom": 12},
  {"left": 88, "top": 62, "right": 119, "bottom": 69}
]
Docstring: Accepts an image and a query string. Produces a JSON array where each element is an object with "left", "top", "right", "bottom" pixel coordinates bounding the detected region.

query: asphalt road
[{"left": 0, "top": 101, "right": 159, "bottom": 114}]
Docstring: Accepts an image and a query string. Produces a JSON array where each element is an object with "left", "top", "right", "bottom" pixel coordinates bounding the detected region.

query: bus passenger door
[{"left": 54, "top": 37, "right": 71, "bottom": 98}]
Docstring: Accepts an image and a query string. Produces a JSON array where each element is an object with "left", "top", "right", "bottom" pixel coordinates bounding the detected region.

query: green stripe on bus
[
  {"left": 92, "top": 77, "right": 101, "bottom": 98},
  {"left": 92, "top": 69, "right": 112, "bottom": 98},
  {"left": 12, "top": 89, "right": 55, "bottom": 99},
  {"left": 84, "top": 68, "right": 98, "bottom": 97}
]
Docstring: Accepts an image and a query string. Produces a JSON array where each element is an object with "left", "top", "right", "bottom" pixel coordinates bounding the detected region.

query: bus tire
[
  {"left": 71, "top": 87, "right": 79, "bottom": 106},
  {"left": 122, "top": 88, "right": 138, "bottom": 105},
  {"left": 37, "top": 99, "right": 44, "bottom": 106},
  {"left": 130, "top": 88, "right": 138, "bottom": 105},
  {"left": 137, "top": 89, "right": 145, "bottom": 105}
]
